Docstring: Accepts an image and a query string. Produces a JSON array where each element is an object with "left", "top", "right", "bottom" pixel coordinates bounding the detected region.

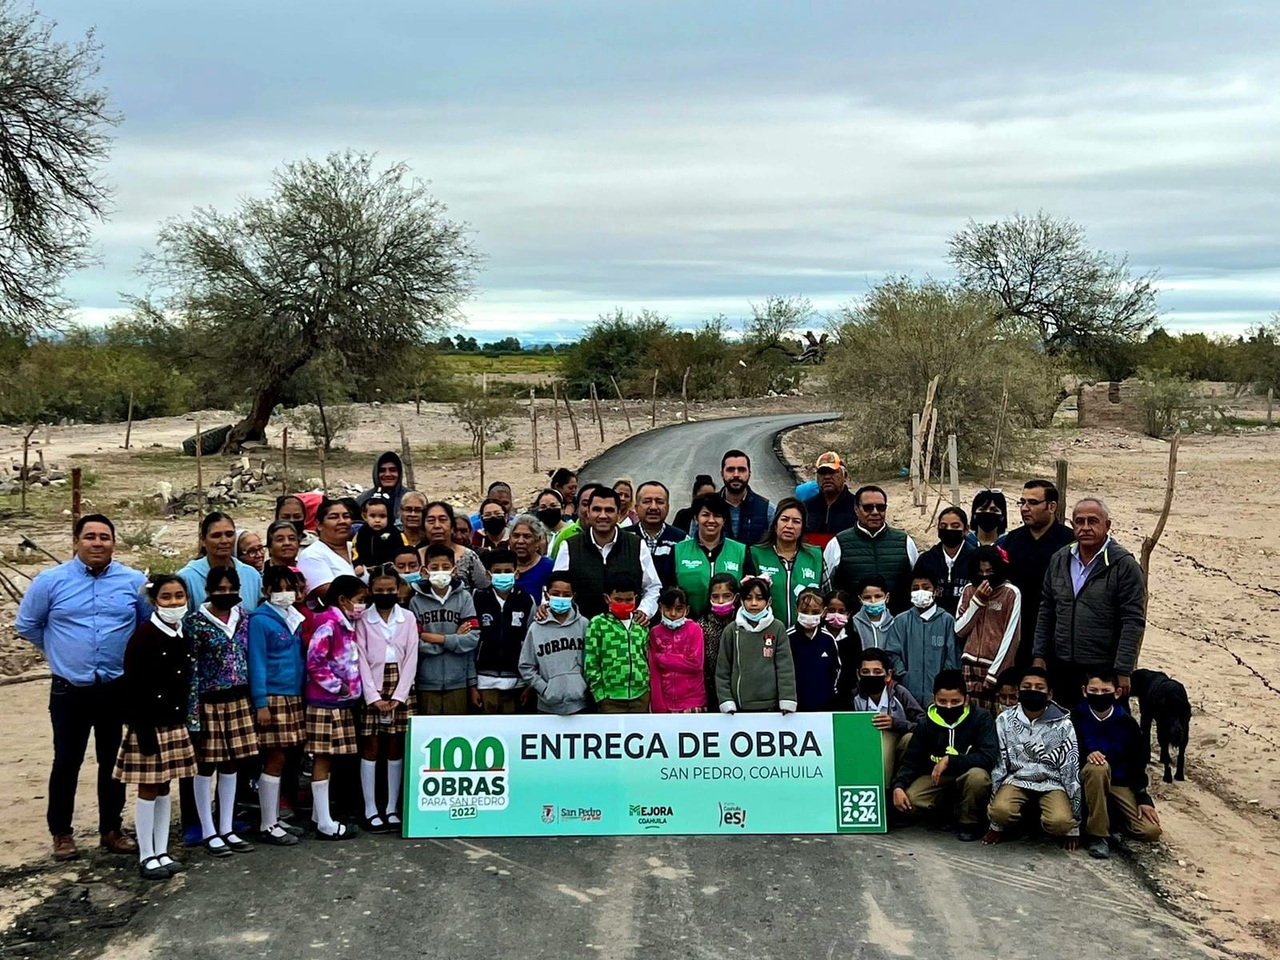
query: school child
[
  {"left": 994, "top": 669, "right": 1021, "bottom": 717},
  {"left": 186, "top": 566, "right": 259, "bottom": 857},
  {"left": 114, "top": 575, "right": 198, "bottom": 880},
  {"left": 883, "top": 566, "right": 960, "bottom": 708},
  {"left": 955, "top": 546, "right": 1022, "bottom": 712},
  {"left": 473, "top": 549, "right": 535, "bottom": 714},
  {"left": 696, "top": 574, "right": 738, "bottom": 709},
  {"left": 850, "top": 576, "right": 896, "bottom": 651},
  {"left": 788, "top": 587, "right": 841, "bottom": 711},
  {"left": 823, "top": 588, "right": 853, "bottom": 645},
  {"left": 305, "top": 574, "right": 365, "bottom": 840},
  {"left": 354, "top": 494, "right": 404, "bottom": 569},
  {"left": 584, "top": 573, "right": 651, "bottom": 713},
  {"left": 715, "top": 575, "right": 797, "bottom": 714},
  {"left": 848, "top": 647, "right": 925, "bottom": 787},
  {"left": 409, "top": 544, "right": 479, "bottom": 714},
  {"left": 247, "top": 566, "right": 307, "bottom": 845},
  {"left": 355, "top": 567, "right": 417, "bottom": 833},
  {"left": 648, "top": 586, "right": 707, "bottom": 713},
  {"left": 519, "top": 572, "right": 590, "bottom": 715}
]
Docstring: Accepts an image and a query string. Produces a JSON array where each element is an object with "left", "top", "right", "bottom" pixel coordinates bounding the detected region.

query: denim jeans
[{"left": 47, "top": 676, "right": 126, "bottom": 836}]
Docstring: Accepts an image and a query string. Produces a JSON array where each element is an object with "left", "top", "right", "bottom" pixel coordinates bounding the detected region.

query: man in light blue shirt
[{"left": 16, "top": 514, "right": 148, "bottom": 861}]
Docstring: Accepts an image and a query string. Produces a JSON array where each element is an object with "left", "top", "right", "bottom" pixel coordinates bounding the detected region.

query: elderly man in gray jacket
[{"left": 1032, "top": 498, "right": 1146, "bottom": 706}]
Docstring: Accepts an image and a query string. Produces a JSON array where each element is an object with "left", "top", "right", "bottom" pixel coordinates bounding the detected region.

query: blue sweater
[{"left": 246, "top": 605, "right": 305, "bottom": 709}]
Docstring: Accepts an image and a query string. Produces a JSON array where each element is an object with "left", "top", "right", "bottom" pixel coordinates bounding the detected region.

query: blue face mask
[
  {"left": 863, "top": 600, "right": 887, "bottom": 617},
  {"left": 401, "top": 572, "right": 422, "bottom": 586},
  {"left": 740, "top": 606, "right": 767, "bottom": 623},
  {"left": 661, "top": 615, "right": 687, "bottom": 630},
  {"left": 547, "top": 596, "right": 574, "bottom": 615},
  {"left": 491, "top": 573, "right": 516, "bottom": 592}
]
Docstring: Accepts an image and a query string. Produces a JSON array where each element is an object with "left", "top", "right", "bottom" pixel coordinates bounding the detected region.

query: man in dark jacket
[
  {"left": 718, "top": 450, "right": 775, "bottom": 546},
  {"left": 1003, "top": 479, "right": 1074, "bottom": 667},
  {"left": 356, "top": 451, "right": 407, "bottom": 521},
  {"left": 1032, "top": 497, "right": 1146, "bottom": 705},
  {"left": 802, "top": 451, "right": 858, "bottom": 549},
  {"left": 891, "top": 669, "right": 998, "bottom": 841},
  {"left": 1073, "top": 671, "right": 1161, "bottom": 859},
  {"left": 625, "top": 480, "right": 686, "bottom": 587}
]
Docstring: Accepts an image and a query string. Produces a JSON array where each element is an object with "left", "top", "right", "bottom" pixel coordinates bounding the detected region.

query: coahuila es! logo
[
  {"left": 718, "top": 802, "right": 747, "bottom": 828},
  {"left": 629, "top": 804, "right": 673, "bottom": 828},
  {"left": 418, "top": 735, "right": 509, "bottom": 812}
]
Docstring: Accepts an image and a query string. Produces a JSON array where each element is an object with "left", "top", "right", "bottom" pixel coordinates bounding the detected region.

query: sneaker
[
  {"left": 956, "top": 827, "right": 982, "bottom": 843},
  {"left": 1087, "top": 838, "right": 1111, "bottom": 860}
]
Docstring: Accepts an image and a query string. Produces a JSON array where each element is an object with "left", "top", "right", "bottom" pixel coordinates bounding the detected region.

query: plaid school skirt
[
  {"left": 359, "top": 662, "right": 411, "bottom": 737},
  {"left": 305, "top": 704, "right": 358, "bottom": 756},
  {"left": 962, "top": 660, "right": 997, "bottom": 712},
  {"left": 113, "top": 723, "right": 197, "bottom": 784},
  {"left": 195, "top": 694, "right": 259, "bottom": 764},
  {"left": 256, "top": 694, "right": 306, "bottom": 750}
]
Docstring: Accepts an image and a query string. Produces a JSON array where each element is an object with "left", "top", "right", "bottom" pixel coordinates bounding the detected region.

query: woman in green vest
[
  {"left": 673, "top": 493, "right": 746, "bottom": 617},
  {"left": 747, "top": 497, "right": 824, "bottom": 629}
]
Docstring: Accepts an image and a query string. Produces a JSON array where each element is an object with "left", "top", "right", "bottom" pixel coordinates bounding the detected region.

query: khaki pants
[
  {"left": 596, "top": 693, "right": 651, "bottom": 714},
  {"left": 480, "top": 688, "right": 520, "bottom": 715},
  {"left": 903, "top": 768, "right": 993, "bottom": 827},
  {"left": 880, "top": 732, "right": 912, "bottom": 788},
  {"left": 1081, "top": 762, "right": 1162, "bottom": 842},
  {"left": 416, "top": 688, "right": 469, "bottom": 715},
  {"left": 988, "top": 784, "right": 1075, "bottom": 836}
]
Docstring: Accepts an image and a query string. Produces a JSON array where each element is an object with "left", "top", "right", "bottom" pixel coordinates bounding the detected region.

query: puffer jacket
[{"left": 647, "top": 619, "right": 706, "bottom": 712}]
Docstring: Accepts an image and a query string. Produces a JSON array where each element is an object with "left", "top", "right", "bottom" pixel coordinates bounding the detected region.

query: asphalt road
[{"left": 96, "top": 414, "right": 1215, "bottom": 960}]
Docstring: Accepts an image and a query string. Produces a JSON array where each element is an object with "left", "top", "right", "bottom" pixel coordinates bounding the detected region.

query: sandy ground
[{"left": 785, "top": 422, "right": 1280, "bottom": 957}]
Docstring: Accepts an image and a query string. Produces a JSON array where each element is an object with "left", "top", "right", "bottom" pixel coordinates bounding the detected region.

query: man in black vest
[
  {"left": 822, "top": 485, "right": 919, "bottom": 614},
  {"left": 625, "top": 480, "right": 686, "bottom": 587},
  {"left": 719, "top": 449, "right": 775, "bottom": 546},
  {"left": 1002, "top": 479, "right": 1074, "bottom": 668},
  {"left": 552, "top": 488, "right": 661, "bottom": 621}
]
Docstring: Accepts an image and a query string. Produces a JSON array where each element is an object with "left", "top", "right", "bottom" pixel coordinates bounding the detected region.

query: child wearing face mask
[
  {"left": 822, "top": 589, "right": 853, "bottom": 645},
  {"left": 715, "top": 575, "right": 797, "bottom": 715},
  {"left": 647, "top": 586, "right": 707, "bottom": 713},
  {"left": 955, "top": 546, "right": 1022, "bottom": 713},
  {"left": 304, "top": 575, "right": 365, "bottom": 840},
  {"left": 584, "top": 574, "right": 651, "bottom": 713},
  {"left": 185, "top": 566, "right": 258, "bottom": 859},
  {"left": 473, "top": 550, "right": 535, "bottom": 714},
  {"left": 247, "top": 566, "right": 307, "bottom": 845},
  {"left": 851, "top": 577, "right": 895, "bottom": 651},
  {"left": 697, "top": 574, "right": 739, "bottom": 709},
  {"left": 882, "top": 566, "right": 960, "bottom": 708},
  {"left": 354, "top": 568, "right": 417, "bottom": 833},
  {"left": 409, "top": 544, "right": 480, "bottom": 715},
  {"left": 519, "top": 573, "right": 589, "bottom": 715},
  {"left": 787, "top": 588, "right": 841, "bottom": 711}
]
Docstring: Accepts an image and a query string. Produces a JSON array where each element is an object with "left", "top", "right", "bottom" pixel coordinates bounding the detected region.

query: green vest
[
  {"left": 747, "top": 543, "right": 824, "bottom": 629},
  {"left": 673, "top": 538, "right": 746, "bottom": 617},
  {"left": 834, "top": 525, "right": 913, "bottom": 614},
  {"left": 567, "top": 531, "right": 642, "bottom": 618}
]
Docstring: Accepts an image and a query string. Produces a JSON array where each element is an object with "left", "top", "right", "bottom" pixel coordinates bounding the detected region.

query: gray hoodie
[
  {"left": 851, "top": 607, "right": 895, "bottom": 651},
  {"left": 518, "top": 607, "right": 589, "bottom": 715},
  {"left": 409, "top": 578, "right": 478, "bottom": 692}
]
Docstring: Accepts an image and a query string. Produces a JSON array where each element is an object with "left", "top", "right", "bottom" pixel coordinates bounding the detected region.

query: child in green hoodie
[
  {"left": 715, "top": 575, "right": 797, "bottom": 714},
  {"left": 584, "top": 573, "right": 650, "bottom": 713}
]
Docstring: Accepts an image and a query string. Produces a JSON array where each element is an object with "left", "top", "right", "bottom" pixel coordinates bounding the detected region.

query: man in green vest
[
  {"left": 552, "top": 488, "right": 660, "bottom": 621},
  {"left": 673, "top": 493, "right": 746, "bottom": 617},
  {"left": 822, "top": 485, "right": 919, "bottom": 614}
]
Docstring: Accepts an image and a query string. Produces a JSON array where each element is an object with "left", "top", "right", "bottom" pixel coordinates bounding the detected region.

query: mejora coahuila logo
[
  {"left": 419, "top": 735, "right": 509, "bottom": 814},
  {"left": 629, "top": 804, "right": 673, "bottom": 828}
]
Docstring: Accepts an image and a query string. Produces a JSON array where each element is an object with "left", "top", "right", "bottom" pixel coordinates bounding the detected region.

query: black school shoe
[
  {"left": 139, "top": 857, "right": 170, "bottom": 880},
  {"left": 257, "top": 825, "right": 300, "bottom": 846},
  {"left": 314, "top": 822, "right": 359, "bottom": 841},
  {"left": 222, "top": 833, "right": 255, "bottom": 853}
]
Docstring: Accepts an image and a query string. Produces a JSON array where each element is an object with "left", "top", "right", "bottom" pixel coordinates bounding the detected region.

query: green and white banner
[{"left": 403, "top": 712, "right": 885, "bottom": 837}]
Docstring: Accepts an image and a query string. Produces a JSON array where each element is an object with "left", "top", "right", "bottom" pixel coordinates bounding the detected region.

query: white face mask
[
  {"left": 268, "top": 591, "right": 295, "bottom": 609},
  {"left": 428, "top": 571, "right": 452, "bottom": 589},
  {"left": 911, "top": 590, "right": 936, "bottom": 610},
  {"left": 796, "top": 612, "right": 823, "bottom": 629},
  {"left": 155, "top": 605, "right": 186, "bottom": 626}
]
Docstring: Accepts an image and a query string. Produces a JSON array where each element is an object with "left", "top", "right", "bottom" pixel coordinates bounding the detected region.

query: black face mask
[
  {"left": 937, "top": 528, "right": 965, "bottom": 548},
  {"left": 1018, "top": 689, "right": 1050, "bottom": 712},
  {"left": 372, "top": 594, "right": 400, "bottom": 611},
  {"left": 934, "top": 704, "right": 965, "bottom": 725},
  {"left": 974, "top": 512, "right": 1002, "bottom": 533},
  {"left": 536, "top": 508, "right": 563, "bottom": 530},
  {"left": 482, "top": 516, "right": 507, "bottom": 536},
  {"left": 1086, "top": 692, "right": 1116, "bottom": 712},
  {"left": 209, "top": 592, "right": 240, "bottom": 611},
  {"left": 858, "top": 676, "right": 887, "bottom": 700}
]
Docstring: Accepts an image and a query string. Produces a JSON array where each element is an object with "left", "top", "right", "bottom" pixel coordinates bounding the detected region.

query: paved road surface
[{"left": 103, "top": 414, "right": 1215, "bottom": 960}]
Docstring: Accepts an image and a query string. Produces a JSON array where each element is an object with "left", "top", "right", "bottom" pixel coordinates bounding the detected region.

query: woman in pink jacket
[
  {"left": 648, "top": 586, "right": 707, "bottom": 713},
  {"left": 354, "top": 568, "right": 418, "bottom": 833}
]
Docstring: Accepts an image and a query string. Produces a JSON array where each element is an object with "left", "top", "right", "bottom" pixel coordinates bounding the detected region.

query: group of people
[{"left": 16, "top": 444, "right": 1160, "bottom": 880}]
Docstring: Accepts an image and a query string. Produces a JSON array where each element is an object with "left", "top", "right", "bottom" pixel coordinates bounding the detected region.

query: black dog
[{"left": 1131, "top": 668, "right": 1191, "bottom": 783}]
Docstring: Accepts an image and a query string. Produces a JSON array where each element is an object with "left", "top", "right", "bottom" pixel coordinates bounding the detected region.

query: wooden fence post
[
  {"left": 610, "top": 375, "right": 632, "bottom": 433},
  {"left": 281, "top": 427, "right": 289, "bottom": 495},
  {"left": 552, "top": 382, "right": 563, "bottom": 459},
  {"left": 681, "top": 367, "right": 691, "bottom": 423},
  {"left": 651, "top": 369, "right": 658, "bottom": 427},
  {"left": 20, "top": 424, "right": 36, "bottom": 514},
  {"left": 920, "top": 409, "right": 939, "bottom": 516},
  {"left": 1268, "top": 387, "right": 1274, "bottom": 429},
  {"left": 399, "top": 422, "right": 416, "bottom": 492},
  {"left": 530, "top": 389, "right": 539, "bottom": 474},
  {"left": 910, "top": 414, "right": 921, "bottom": 507},
  {"left": 1056, "top": 459, "right": 1069, "bottom": 513},
  {"left": 589, "top": 384, "right": 605, "bottom": 443},
  {"left": 989, "top": 380, "right": 1009, "bottom": 487},
  {"left": 195, "top": 418, "right": 205, "bottom": 517},
  {"left": 1139, "top": 434, "right": 1181, "bottom": 628},
  {"left": 71, "top": 467, "right": 82, "bottom": 526},
  {"left": 947, "top": 433, "right": 959, "bottom": 506},
  {"left": 124, "top": 391, "right": 135, "bottom": 450},
  {"left": 561, "top": 386, "right": 581, "bottom": 452}
]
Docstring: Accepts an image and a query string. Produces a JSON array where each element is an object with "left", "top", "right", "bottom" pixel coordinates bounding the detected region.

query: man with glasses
[
  {"left": 1002, "top": 480, "right": 1074, "bottom": 669},
  {"left": 822, "top": 485, "right": 918, "bottom": 614}
]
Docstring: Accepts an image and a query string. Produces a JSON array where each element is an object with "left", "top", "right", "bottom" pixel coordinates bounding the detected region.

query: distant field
[{"left": 439, "top": 353, "right": 564, "bottom": 377}]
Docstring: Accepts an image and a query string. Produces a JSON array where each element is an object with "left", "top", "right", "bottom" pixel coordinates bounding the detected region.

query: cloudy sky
[{"left": 49, "top": 0, "right": 1280, "bottom": 339}]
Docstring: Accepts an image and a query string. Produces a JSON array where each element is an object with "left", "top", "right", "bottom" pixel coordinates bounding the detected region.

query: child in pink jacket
[
  {"left": 354, "top": 568, "right": 419, "bottom": 832},
  {"left": 648, "top": 586, "right": 707, "bottom": 713}
]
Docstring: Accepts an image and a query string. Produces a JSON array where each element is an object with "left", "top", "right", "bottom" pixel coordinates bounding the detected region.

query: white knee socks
[
  {"left": 258, "top": 774, "right": 281, "bottom": 832},
  {"left": 312, "top": 779, "right": 336, "bottom": 833},
  {"left": 216, "top": 771, "right": 238, "bottom": 837},
  {"left": 154, "top": 793, "right": 172, "bottom": 863},
  {"left": 135, "top": 799, "right": 157, "bottom": 863},
  {"left": 360, "top": 760, "right": 378, "bottom": 818},
  {"left": 386, "top": 760, "right": 404, "bottom": 816},
  {"left": 193, "top": 774, "right": 217, "bottom": 840}
]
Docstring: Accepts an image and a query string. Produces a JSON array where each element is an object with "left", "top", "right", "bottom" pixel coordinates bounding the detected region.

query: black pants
[{"left": 47, "top": 676, "right": 127, "bottom": 837}]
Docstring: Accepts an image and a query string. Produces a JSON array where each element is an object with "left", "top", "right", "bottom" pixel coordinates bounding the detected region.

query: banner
[{"left": 403, "top": 712, "right": 885, "bottom": 837}]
